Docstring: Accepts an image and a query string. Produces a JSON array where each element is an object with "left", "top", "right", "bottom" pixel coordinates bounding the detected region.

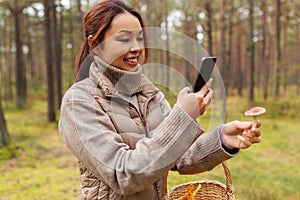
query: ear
[{"left": 87, "top": 35, "right": 94, "bottom": 49}]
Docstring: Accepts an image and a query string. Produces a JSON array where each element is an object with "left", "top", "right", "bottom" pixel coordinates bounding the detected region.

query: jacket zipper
[
  {"left": 141, "top": 96, "right": 161, "bottom": 199},
  {"left": 107, "top": 188, "right": 110, "bottom": 200},
  {"left": 139, "top": 95, "right": 155, "bottom": 138},
  {"left": 154, "top": 182, "right": 160, "bottom": 200}
]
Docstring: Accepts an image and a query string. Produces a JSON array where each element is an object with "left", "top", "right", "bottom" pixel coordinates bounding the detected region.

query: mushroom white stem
[{"left": 252, "top": 116, "right": 258, "bottom": 130}]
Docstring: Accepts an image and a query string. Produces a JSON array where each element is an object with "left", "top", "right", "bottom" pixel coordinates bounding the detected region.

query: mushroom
[
  {"left": 175, "top": 183, "right": 202, "bottom": 200},
  {"left": 244, "top": 107, "right": 266, "bottom": 129}
]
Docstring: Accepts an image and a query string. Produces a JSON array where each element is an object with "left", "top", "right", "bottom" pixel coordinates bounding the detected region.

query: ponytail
[{"left": 74, "top": 38, "right": 90, "bottom": 79}]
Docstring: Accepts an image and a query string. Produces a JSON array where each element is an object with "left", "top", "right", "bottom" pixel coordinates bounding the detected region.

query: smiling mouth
[{"left": 124, "top": 57, "right": 138, "bottom": 66}]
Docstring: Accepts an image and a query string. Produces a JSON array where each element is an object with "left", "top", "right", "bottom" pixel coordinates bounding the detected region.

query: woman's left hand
[{"left": 221, "top": 120, "right": 262, "bottom": 149}]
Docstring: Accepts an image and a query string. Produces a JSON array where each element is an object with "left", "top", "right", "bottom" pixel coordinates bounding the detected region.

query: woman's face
[{"left": 95, "top": 12, "right": 145, "bottom": 71}]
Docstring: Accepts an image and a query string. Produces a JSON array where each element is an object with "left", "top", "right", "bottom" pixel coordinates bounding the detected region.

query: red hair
[{"left": 74, "top": 0, "right": 149, "bottom": 78}]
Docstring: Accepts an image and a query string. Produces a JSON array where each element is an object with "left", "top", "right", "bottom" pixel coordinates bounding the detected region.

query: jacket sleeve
[
  {"left": 58, "top": 85, "right": 204, "bottom": 195},
  {"left": 147, "top": 92, "right": 238, "bottom": 175},
  {"left": 172, "top": 125, "right": 239, "bottom": 174}
]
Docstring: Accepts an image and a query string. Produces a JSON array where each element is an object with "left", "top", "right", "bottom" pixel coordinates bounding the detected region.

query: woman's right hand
[{"left": 176, "top": 79, "right": 214, "bottom": 119}]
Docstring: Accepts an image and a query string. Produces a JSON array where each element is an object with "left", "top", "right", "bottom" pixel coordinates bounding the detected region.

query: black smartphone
[{"left": 193, "top": 56, "right": 217, "bottom": 92}]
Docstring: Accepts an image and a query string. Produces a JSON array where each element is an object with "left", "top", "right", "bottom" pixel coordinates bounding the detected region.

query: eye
[
  {"left": 137, "top": 37, "right": 144, "bottom": 42},
  {"left": 118, "top": 38, "right": 130, "bottom": 42}
]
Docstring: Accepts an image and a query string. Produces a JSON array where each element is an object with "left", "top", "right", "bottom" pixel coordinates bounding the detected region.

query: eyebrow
[{"left": 119, "top": 30, "right": 144, "bottom": 34}]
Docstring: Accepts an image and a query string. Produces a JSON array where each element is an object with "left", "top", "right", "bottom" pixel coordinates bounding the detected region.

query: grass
[
  {"left": 0, "top": 94, "right": 300, "bottom": 199},
  {"left": 0, "top": 100, "right": 79, "bottom": 200}
]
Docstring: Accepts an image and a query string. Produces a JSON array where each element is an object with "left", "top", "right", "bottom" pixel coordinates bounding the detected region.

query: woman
[{"left": 59, "top": 1, "right": 262, "bottom": 199}]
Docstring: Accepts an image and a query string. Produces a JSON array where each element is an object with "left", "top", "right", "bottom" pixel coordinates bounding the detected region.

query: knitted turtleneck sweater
[{"left": 89, "top": 55, "right": 149, "bottom": 96}]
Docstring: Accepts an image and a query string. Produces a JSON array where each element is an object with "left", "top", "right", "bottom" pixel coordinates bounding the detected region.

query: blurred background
[{"left": 0, "top": 0, "right": 299, "bottom": 199}]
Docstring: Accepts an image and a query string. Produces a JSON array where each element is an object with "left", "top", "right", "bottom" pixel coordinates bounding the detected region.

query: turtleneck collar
[{"left": 89, "top": 55, "right": 149, "bottom": 96}]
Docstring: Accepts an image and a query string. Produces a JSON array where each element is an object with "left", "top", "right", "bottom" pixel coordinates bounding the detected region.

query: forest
[
  {"left": 0, "top": 0, "right": 300, "bottom": 199},
  {"left": 0, "top": 0, "right": 299, "bottom": 121}
]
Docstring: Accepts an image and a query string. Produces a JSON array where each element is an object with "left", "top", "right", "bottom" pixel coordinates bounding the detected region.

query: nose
[
  {"left": 130, "top": 47, "right": 139, "bottom": 52},
  {"left": 129, "top": 41, "right": 142, "bottom": 52}
]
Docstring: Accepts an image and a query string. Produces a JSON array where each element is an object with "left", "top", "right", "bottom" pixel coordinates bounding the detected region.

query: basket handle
[{"left": 222, "top": 162, "right": 235, "bottom": 200}]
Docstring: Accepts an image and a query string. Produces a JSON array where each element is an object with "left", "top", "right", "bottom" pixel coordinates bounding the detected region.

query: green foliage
[{"left": 0, "top": 144, "right": 17, "bottom": 160}]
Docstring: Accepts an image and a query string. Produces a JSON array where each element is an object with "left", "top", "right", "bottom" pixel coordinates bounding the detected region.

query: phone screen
[{"left": 193, "top": 57, "right": 217, "bottom": 92}]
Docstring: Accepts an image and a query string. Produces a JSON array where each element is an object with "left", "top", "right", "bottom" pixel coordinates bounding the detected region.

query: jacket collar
[{"left": 89, "top": 55, "right": 159, "bottom": 97}]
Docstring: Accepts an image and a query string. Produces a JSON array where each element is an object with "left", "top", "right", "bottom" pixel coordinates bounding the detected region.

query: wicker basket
[{"left": 167, "top": 162, "right": 235, "bottom": 200}]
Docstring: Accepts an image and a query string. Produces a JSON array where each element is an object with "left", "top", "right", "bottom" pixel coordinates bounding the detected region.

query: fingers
[
  {"left": 192, "top": 79, "right": 214, "bottom": 115},
  {"left": 233, "top": 120, "right": 261, "bottom": 137},
  {"left": 206, "top": 78, "right": 213, "bottom": 87},
  {"left": 194, "top": 89, "right": 214, "bottom": 115},
  {"left": 237, "top": 135, "right": 252, "bottom": 148},
  {"left": 250, "top": 126, "right": 261, "bottom": 137},
  {"left": 195, "top": 88, "right": 214, "bottom": 102},
  {"left": 222, "top": 121, "right": 252, "bottom": 136},
  {"left": 223, "top": 120, "right": 262, "bottom": 149},
  {"left": 176, "top": 88, "right": 200, "bottom": 119},
  {"left": 233, "top": 121, "right": 253, "bottom": 131},
  {"left": 242, "top": 130, "right": 261, "bottom": 142},
  {"left": 176, "top": 80, "right": 214, "bottom": 118},
  {"left": 195, "top": 79, "right": 214, "bottom": 103},
  {"left": 236, "top": 128, "right": 262, "bottom": 149},
  {"left": 177, "top": 87, "right": 191, "bottom": 107},
  {"left": 179, "top": 87, "right": 191, "bottom": 95},
  {"left": 196, "top": 78, "right": 213, "bottom": 96},
  {"left": 204, "top": 88, "right": 214, "bottom": 104}
]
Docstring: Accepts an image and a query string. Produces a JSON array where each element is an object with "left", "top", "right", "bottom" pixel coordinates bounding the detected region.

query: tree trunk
[
  {"left": 0, "top": 101, "right": 9, "bottom": 147},
  {"left": 182, "top": 0, "right": 197, "bottom": 86},
  {"left": 205, "top": 0, "right": 213, "bottom": 55},
  {"left": 76, "top": 0, "right": 83, "bottom": 21},
  {"left": 5, "top": 13, "right": 14, "bottom": 101},
  {"left": 14, "top": 0, "right": 27, "bottom": 108},
  {"left": 67, "top": 0, "right": 75, "bottom": 85},
  {"left": 53, "top": 0, "right": 63, "bottom": 109},
  {"left": 296, "top": 13, "right": 300, "bottom": 97},
  {"left": 283, "top": 6, "right": 289, "bottom": 92},
  {"left": 219, "top": 0, "right": 228, "bottom": 94},
  {"left": 261, "top": 0, "right": 270, "bottom": 100},
  {"left": 43, "top": 0, "right": 56, "bottom": 122},
  {"left": 248, "top": 0, "right": 255, "bottom": 103},
  {"left": 0, "top": 27, "right": 4, "bottom": 100},
  {"left": 226, "top": 0, "right": 234, "bottom": 93},
  {"left": 275, "top": 0, "right": 282, "bottom": 97},
  {"left": 236, "top": 15, "right": 243, "bottom": 96}
]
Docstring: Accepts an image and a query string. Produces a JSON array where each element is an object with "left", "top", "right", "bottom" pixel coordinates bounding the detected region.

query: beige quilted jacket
[{"left": 58, "top": 56, "right": 235, "bottom": 200}]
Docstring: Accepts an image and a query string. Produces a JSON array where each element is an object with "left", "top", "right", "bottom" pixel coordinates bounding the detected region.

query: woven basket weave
[{"left": 167, "top": 162, "right": 235, "bottom": 200}]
